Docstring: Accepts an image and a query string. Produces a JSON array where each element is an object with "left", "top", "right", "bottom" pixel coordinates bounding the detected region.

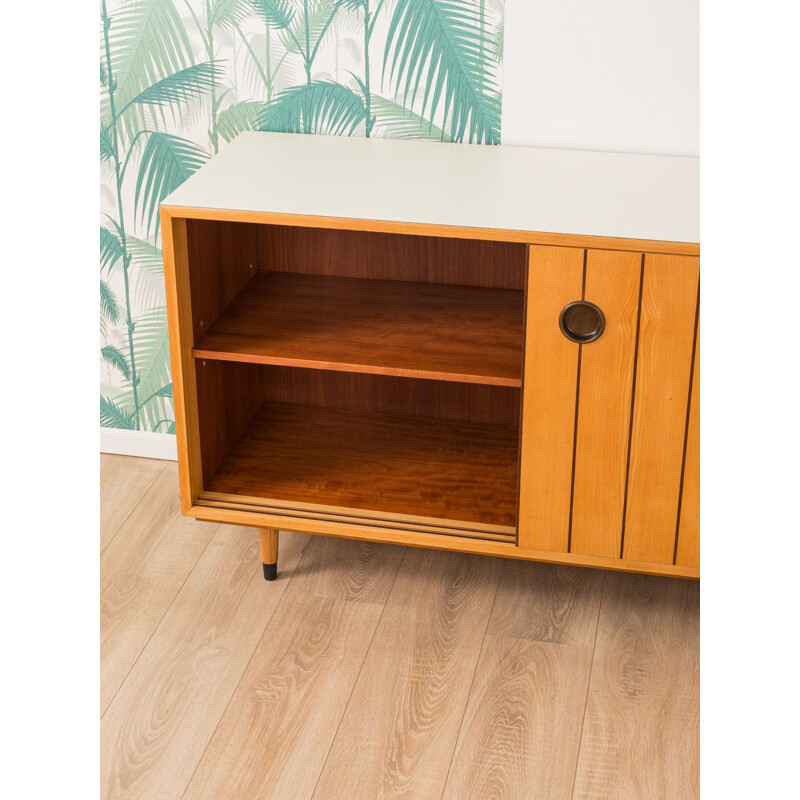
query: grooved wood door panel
[
  {"left": 570, "top": 250, "right": 642, "bottom": 558},
  {"left": 311, "top": 548, "right": 502, "bottom": 799},
  {"left": 518, "top": 246, "right": 584, "bottom": 552},
  {"left": 623, "top": 255, "right": 699, "bottom": 563},
  {"left": 442, "top": 562, "right": 604, "bottom": 799},
  {"left": 572, "top": 573, "right": 700, "bottom": 799},
  {"left": 676, "top": 328, "right": 700, "bottom": 567}
]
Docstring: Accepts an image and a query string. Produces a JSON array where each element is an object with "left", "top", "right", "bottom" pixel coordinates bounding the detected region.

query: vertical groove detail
[
  {"left": 673, "top": 278, "right": 701, "bottom": 564},
  {"left": 619, "top": 255, "right": 646, "bottom": 559},
  {"left": 567, "top": 251, "right": 588, "bottom": 552},
  {"left": 514, "top": 249, "right": 532, "bottom": 545}
]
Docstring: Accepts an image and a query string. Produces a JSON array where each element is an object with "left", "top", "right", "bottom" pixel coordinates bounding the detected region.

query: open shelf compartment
[
  {"left": 184, "top": 220, "right": 527, "bottom": 541},
  {"left": 193, "top": 271, "right": 524, "bottom": 386},
  {"left": 194, "top": 363, "right": 522, "bottom": 539},
  {"left": 184, "top": 219, "right": 528, "bottom": 387}
]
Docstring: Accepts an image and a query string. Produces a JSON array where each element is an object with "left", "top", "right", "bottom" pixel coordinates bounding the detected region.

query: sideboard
[{"left": 161, "top": 132, "right": 699, "bottom": 581}]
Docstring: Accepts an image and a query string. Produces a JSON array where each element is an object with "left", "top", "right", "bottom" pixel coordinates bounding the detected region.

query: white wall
[{"left": 501, "top": 0, "right": 699, "bottom": 156}]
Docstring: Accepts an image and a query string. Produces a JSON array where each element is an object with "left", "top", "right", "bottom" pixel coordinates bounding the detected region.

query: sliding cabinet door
[{"left": 518, "top": 245, "right": 699, "bottom": 571}]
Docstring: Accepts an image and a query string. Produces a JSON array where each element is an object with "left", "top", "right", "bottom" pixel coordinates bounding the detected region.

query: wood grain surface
[
  {"left": 517, "top": 245, "right": 584, "bottom": 552},
  {"left": 101, "top": 525, "right": 309, "bottom": 800},
  {"left": 194, "top": 358, "right": 265, "bottom": 485},
  {"left": 623, "top": 255, "right": 699, "bottom": 563},
  {"left": 258, "top": 223, "right": 528, "bottom": 288},
  {"left": 189, "top": 497, "right": 698, "bottom": 578},
  {"left": 258, "top": 526, "right": 279, "bottom": 564},
  {"left": 262, "top": 366, "right": 521, "bottom": 426},
  {"left": 100, "top": 454, "right": 165, "bottom": 551},
  {"left": 181, "top": 537, "right": 404, "bottom": 800},
  {"left": 676, "top": 327, "right": 700, "bottom": 567},
  {"left": 572, "top": 573, "right": 700, "bottom": 799},
  {"left": 100, "top": 463, "right": 217, "bottom": 714},
  {"left": 161, "top": 211, "right": 203, "bottom": 511},
  {"left": 101, "top": 458, "right": 699, "bottom": 800},
  {"left": 193, "top": 271, "right": 525, "bottom": 386},
  {"left": 185, "top": 218, "right": 261, "bottom": 341},
  {"left": 443, "top": 562, "right": 604, "bottom": 800},
  {"left": 206, "top": 402, "right": 521, "bottom": 528},
  {"left": 311, "top": 548, "right": 503, "bottom": 799},
  {"left": 569, "top": 250, "right": 641, "bottom": 559}
]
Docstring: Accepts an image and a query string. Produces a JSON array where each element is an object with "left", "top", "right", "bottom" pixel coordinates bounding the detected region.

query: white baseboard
[{"left": 100, "top": 428, "right": 178, "bottom": 460}]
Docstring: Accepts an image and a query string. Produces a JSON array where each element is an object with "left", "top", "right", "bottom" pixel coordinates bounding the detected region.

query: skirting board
[{"left": 100, "top": 428, "right": 178, "bottom": 461}]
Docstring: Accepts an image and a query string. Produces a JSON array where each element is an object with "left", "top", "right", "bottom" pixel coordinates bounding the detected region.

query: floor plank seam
[
  {"left": 177, "top": 530, "right": 311, "bottom": 800},
  {"left": 100, "top": 461, "right": 168, "bottom": 556},
  {"left": 100, "top": 521, "right": 220, "bottom": 720},
  {"left": 101, "top": 458, "right": 699, "bottom": 799},
  {"left": 308, "top": 546, "right": 408, "bottom": 800},
  {"left": 569, "top": 570, "right": 607, "bottom": 800},
  {"left": 437, "top": 558, "right": 504, "bottom": 800}
]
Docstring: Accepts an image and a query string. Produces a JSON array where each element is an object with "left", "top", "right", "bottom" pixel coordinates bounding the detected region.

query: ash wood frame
[{"left": 162, "top": 204, "right": 699, "bottom": 580}]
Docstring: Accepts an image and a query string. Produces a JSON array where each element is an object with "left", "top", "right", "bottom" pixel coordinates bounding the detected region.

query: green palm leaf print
[
  {"left": 101, "top": 345, "right": 132, "bottom": 380},
  {"left": 370, "top": 95, "right": 450, "bottom": 141},
  {"left": 118, "top": 62, "right": 223, "bottom": 111},
  {"left": 258, "top": 80, "right": 367, "bottom": 134},
  {"left": 100, "top": 395, "right": 137, "bottom": 429},
  {"left": 217, "top": 100, "right": 265, "bottom": 142},
  {"left": 100, "top": 280, "right": 122, "bottom": 324},
  {"left": 384, "top": 0, "right": 501, "bottom": 144},
  {"left": 102, "top": 0, "right": 197, "bottom": 141},
  {"left": 134, "top": 132, "right": 209, "bottom": 235},
  {"left": 251, "top": 0, "right": 295, "bottom": 28}
]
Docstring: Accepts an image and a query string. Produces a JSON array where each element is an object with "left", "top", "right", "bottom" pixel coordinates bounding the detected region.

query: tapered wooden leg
[{"left": 258, "top": 528, "right": 279, "bottom": 581}]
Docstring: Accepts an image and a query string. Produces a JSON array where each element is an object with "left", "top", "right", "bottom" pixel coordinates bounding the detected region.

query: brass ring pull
[{"left": 559, "top": 301, "right": 605, "bottom": 344}]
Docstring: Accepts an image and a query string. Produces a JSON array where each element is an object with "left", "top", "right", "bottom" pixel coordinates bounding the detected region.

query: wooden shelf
[
  {"left": 204, "top": 402, "right": 520, "bottom": 529},
  {"left": 193, "top": 272, "right": 524, "bottom": 386}
]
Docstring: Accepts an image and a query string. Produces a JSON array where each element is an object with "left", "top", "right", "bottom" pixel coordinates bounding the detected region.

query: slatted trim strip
[
  {"left": 195, "top": 493, "right": 517, "bottom": 543},
  {"left": 674, "top": 293, "right": 700, "bottom": 567}
]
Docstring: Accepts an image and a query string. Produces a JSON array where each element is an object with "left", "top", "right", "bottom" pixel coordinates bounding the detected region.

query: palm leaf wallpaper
[{"left": 100, "top": 0, "right": 505, "bottom": 432}]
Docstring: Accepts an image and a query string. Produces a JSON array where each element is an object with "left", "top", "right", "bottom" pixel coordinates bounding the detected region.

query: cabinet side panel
[
  {"left": 186, "top": 219, "right": 261, "bottom": 342},
  {"left": 676, "top": 327, "right": 700, "bottom": 567},
  {"left": 161, "top": 212, "right": 203, "bottom": 511},
  {"left": 623, "top": 255, "right": 699, "bottom": 563},
  {"left": 570, "top": 250, "right": 642, "bottom": 558},
  {"left": 195, "top": 360, "right": 265, "bottom": 485},
  {"left": 517, "top": 246, "right": 584, "bottom": 552}
]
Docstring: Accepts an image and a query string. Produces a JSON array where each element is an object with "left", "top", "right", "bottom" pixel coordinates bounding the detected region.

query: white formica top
[{"left": 163, "top": 131, "right": 699, "bottom": 244}]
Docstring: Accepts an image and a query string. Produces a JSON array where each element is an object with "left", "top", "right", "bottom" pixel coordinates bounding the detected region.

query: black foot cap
[{"left": 263, "top": 562, "right": 277, "bottom": 581}]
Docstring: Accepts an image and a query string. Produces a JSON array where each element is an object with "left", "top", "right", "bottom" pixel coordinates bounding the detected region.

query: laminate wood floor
[{"left": 101, "top": 455, "right": 699, "bottom": 800}]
